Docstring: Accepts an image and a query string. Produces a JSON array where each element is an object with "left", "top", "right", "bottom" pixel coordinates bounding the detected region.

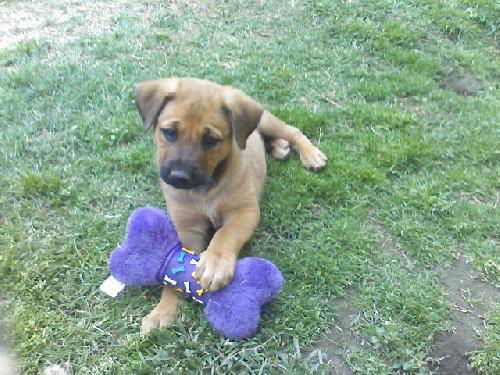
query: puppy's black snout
[
  {"left": 160, "top": 162, "right": 211, "bottom": 190},
  {"left": 165, "top": 167, "right": 194, "bottom": 189},
  {"left": 169, "top": 169, "right": 191, "bottom": 182}
]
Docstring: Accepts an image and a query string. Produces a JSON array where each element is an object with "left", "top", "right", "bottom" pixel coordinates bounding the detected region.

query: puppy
[{"left": 134, "top": 78, "right": 327, "bottom": 333}]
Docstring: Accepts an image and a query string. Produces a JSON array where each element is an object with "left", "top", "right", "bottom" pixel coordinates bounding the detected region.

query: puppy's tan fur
[{"left": 134, "top": 78, "right": 327, "bottom": 334}]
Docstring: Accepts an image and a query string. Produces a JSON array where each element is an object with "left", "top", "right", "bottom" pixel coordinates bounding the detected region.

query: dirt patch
[
  {"left": 429, "top": 255, "right": 498, "bottom": 374},
  {"left": 370, "top": 218, "right": 419, "bottom": 271},
  {"left": 309, "top": 288, "right": 358, "bottom": 375},
  {"left": 0, "top": 0, "right": 161, "bottom": 50},
  {"left": 0, "top": 306, "right": 17, "bottom": 375},
  {"left": 443, "top": 70, "right": 482, "bottom": 96},
  {"left": 44, "top": 364, "right": 72, "bottom": 375},
  {"left": 0, "top": 347, "right": 17, "bottom": 375}
]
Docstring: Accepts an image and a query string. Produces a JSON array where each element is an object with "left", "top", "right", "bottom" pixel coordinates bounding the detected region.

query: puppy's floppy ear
[
  {"left": 134, "top": 78, "right": 179, "bottom": 130},
  {"left": 223, "top": 88, "right": 264, "bottom": 149}
]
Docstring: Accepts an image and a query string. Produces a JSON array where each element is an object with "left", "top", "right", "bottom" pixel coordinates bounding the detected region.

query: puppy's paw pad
[
  {"left": 300, "top": 148, "right": 328, "bottom": 171},
  {"left": 141, "top": 311, "right": 175, "bottom": 335}
]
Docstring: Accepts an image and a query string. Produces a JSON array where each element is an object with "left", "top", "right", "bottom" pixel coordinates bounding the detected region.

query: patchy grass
[
  {"left": 1, "top": 0, "right": 498, "bottom": 374},
  {"left": 470, "top": 305, "right": 500, "bottom": 375},
  {"left": 346, "top": 255, "right": 451, "bottom": 374}
]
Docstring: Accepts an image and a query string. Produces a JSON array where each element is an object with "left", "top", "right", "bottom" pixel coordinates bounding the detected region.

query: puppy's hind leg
[
  {"left": 141, "top": 286, "right": 181, "bottom": 335},
  {"left": 258, "top": 111, "right": 327, "bottom": 171},
  {"left": 269, "top": 138, "right": 291, "bottom": 161}
]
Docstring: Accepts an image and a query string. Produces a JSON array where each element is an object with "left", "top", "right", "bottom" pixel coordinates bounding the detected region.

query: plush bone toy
[{"left": 100, "top": 207, "right": 283, "bottom": 340}]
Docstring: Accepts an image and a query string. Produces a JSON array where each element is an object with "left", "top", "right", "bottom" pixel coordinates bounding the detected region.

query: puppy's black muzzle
[{"left": 160, "top": 161, "right": 214, "bottom": 190}]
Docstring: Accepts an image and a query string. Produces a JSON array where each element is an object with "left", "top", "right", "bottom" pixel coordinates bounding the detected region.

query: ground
[{"left": 0, "top": 0, "right": 498, "bottom": 374}]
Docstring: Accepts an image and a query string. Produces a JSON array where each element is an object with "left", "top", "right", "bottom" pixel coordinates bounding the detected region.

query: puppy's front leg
[{"left": 195, "top": 205, "right": 260, "bottom": 291}]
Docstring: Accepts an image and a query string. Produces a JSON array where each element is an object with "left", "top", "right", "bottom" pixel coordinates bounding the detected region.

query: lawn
[{"left": 0, "top": 0, "right": 498, "bottom": 374}]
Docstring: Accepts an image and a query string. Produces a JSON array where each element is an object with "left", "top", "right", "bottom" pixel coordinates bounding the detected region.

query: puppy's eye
[
  {"left": 161, "top": 128, "right": 177, "bottom": 142},
  {"left": 202, "top": 134, "right": 222, "bottom": 149}
]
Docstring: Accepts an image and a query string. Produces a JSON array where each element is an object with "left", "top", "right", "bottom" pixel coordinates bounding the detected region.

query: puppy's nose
[{"left": 170, "top": 169, "right": 191, "bottom": 181}]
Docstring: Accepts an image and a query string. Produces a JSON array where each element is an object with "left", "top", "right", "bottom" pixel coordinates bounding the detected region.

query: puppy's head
[{"left": 134, "top": 78, "right": 263, "bottom": 190}]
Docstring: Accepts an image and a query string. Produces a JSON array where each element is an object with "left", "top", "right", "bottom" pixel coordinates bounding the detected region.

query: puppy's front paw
[
  {"left": 141, "top": 308, "right": 175, "bottom": 335},
  {"left": 195, "top": 251, "right": 236, "bottom": 292},
  {"left": 300, "top": 146, "right": 327, "bottom": 171}
]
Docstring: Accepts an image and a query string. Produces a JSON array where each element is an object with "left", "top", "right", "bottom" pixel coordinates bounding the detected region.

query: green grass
[
  {"left": 1, "top": 0, "right": 499, "bottom": 374},
  {"left": 470, "top": 305, "right": 500, "bottom": 375}
]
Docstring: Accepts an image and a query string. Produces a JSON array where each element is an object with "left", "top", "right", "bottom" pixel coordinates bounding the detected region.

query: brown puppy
[{"left": 134, "top": 78, "right": 327, "bottom": 334}]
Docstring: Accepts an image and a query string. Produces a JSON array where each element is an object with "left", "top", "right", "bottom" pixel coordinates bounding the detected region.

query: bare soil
[
  {"left": 430, "top": 255, "right": 498, "bottom": 374},
  {"left": 310, "top": 288, "right": 357, "bottom": 375},
  {"left": 0, "top": 0, "right": 158, "bottom": 50}
]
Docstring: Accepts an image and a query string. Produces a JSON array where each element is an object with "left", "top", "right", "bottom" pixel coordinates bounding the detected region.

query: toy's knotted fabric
[{"left": 160, "top": 246, "right": 209, "bottom": 304}]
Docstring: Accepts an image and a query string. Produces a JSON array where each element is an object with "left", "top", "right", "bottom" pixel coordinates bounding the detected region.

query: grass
[
  {"left": 346, "top": 255, "right": 451, "bottom": 374},
  {"left": 1, "top": 0, "right": 499, "bottom": 374},
  {"left": 470, "top": 305, "right": 500, "bottom": 375}
]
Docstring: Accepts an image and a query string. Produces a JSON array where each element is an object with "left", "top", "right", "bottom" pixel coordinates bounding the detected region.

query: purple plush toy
[{"left": 100, "top": 207, "right": 284, "bottom": 340}]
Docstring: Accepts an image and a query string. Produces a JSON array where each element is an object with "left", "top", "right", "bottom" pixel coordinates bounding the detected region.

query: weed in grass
[
  {"left": 18, "top": 172, "right": 75, "bottom": 208},
  {"left": 20, "top": 173, "right": 63, "bottom": 197},
  {"left": 349, "top": 68, "right": 436, "bottom": 101},
  {"left": 343, "top": 102, "right": 417, "bottom": 130}
]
